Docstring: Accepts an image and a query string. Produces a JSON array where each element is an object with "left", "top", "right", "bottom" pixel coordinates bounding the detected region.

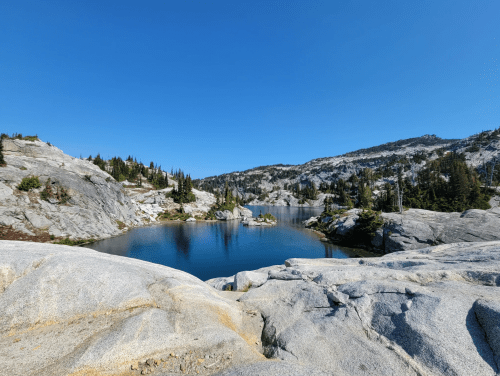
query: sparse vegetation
[
  {"left": 258, "top": 213, "right": 276, "bottom": 221},
  {"left": 1, "top": 133, "right": 39, "bottom": 142},
  {"left": 17, "top": 176, "right": 42, "bottom": 191},
  {"left": 54, "top": 237, "right": 95, "bottom": 246},
  {"left": 0, "top": 138, "right": 5, "bottom": 167},
  {"left": 159, "top": 210, "right": 191, "bottom": 221},
  {"left": 40, "top": 179, "right": 70, "bottom": 204}
]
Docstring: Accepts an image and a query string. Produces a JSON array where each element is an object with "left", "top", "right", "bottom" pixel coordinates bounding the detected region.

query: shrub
[
  {"left": 17, "top": 176, "right": 41, "bottom": 191},
  {"left": 40, "top": 179, "right": 70, "bottom": 204},
  {"left": 352, "top": 210, "right": 384, "bottom": 245},
  {"left": 258, "top": 213, "right": 276, "bottom": 221}
]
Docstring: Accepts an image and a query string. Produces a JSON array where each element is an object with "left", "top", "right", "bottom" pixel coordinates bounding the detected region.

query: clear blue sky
[{"left": 1, "top": 1, "right": 498, "bottom": 178}]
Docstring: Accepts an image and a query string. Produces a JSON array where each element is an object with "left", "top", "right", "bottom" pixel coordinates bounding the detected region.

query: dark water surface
[{"left": 85, "top": 206, "right": 369, "bottom": 281}]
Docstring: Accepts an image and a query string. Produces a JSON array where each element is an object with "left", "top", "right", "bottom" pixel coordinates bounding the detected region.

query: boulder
[
  {"left": 303, "top": 216, "right": 319, "bottom": 227},
  {"left": 215, "top": 206, "right": 252, "bottom": 221},
  {"left": 234, "top": 271, "right": 268, "bottom": 291},
  {"left": 0, "top": 241, "right": 264, "bottom": 376},
  {"left": 206, "top": 276, "right": 234, "bottom": 291},
  {"left": 215, "top": 210, "right": 235, "bottom": 220}
]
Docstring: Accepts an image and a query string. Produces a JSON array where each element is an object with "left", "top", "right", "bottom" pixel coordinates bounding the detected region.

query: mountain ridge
[{"left": 194, "top": 130, "right": 499, "bottom": 206}]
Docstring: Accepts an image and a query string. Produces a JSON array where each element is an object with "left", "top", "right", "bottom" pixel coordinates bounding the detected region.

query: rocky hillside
[
  {"left": 305, "top": 205, "right": 500, "bottom": 253},
  {"left": 3, "top": 240, "right": 500, "bottom": 376},
  {"left": 195, "top": 130, "right": 500, "bottom": 206},
  {"left": 0, "top": 138, "right": 220, "bottom": 241},
  {"left": 0, "top": 138, "right": 141, "bottom": 240}
]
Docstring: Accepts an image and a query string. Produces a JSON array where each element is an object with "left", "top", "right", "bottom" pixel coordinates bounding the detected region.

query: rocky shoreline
[
  {"left": 304, "top": 206, "right": 500, "bottom": 253},
  {"left": 2, "top": 239, "right": 500, "bottom": 375},
  {"left": 0, "top": 139, "right": 256, "bottom": 244}
]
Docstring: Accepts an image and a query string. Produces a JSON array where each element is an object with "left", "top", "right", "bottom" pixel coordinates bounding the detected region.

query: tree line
[
  {"left": 319, "top": 152, "right": 493, "bottom": 214},
  {"left": 89, "top": 154, "right": 171, "bottom": 190}
]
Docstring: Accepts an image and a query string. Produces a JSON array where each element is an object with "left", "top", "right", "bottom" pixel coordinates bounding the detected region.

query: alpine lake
[{"left": 85, "top": 206, "right": 374, "bottom": 281}]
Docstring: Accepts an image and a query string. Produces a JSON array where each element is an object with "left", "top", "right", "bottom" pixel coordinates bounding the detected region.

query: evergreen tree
[{"left": 358, "top": 183, "right": 372, "bottom": 209}]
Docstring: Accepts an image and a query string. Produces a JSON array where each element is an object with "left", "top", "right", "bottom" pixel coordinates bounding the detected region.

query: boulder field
[{"left": 2, "top": 240, "right": 500, "bottom": 375}]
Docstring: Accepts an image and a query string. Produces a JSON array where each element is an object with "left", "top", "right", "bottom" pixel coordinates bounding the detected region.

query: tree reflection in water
[
  {"left": 84, "top": 206, "right": 374, "bottom": 281},
  {"left": 172, "top": 224, "right": 190, "bottom": 258},
  {"left": 219, "top": 220, "right": 239, "bottom": 253}
]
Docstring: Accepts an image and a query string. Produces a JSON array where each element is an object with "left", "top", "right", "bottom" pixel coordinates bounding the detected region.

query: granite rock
[{"left": 0, "top": 241, "right": 264, "bottom": 376}]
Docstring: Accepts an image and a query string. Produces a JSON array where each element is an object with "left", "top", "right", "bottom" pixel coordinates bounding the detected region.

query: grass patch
[
  {"left": 241, "top": 282, "right": 253, "bottom": 292},
  {"left": 116, "top": 220, "right": 126, "bottom": 230},
  {"left": 54, "top": 237, "right": 95, "bottom": 246}
]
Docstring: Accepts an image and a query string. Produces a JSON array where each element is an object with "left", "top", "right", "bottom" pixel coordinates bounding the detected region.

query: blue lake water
[{"left": 85, "top": 206, "right": 371, "bottom": 281}]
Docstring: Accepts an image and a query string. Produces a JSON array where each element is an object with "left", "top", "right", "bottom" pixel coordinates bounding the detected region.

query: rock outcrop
[
  {"left": 241, "top": 217, "right": 277, "bottom": 227},
  {"left": 3, "top": 240, "right": 500, "bottom": 375},
  {"left": 214, "top": 206, "right": 253, "bottom": 221},
  {"left": 248, "top": 190, "right": 334, "bottom": 207},
  {"left": 0, "top": 240, "right": 265, "bottom": 376},
  {"left": 0, "top": 139, "right": 140, "bottom": 239},
  {"left": 218, "top": 241, "right": 500, "bottom": 376},
  {"left": 305, "top": 207, "right": 500, "bottom": 253},
  {"left": 128, "top": 186, "right": 217, "bottom": 222},
  {"left": 0, "top": 138, "right": 223, "bottom": 240}
]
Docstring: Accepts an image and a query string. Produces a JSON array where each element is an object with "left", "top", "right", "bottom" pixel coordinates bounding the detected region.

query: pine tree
[{"left": 358, "top": 183, "right": 373, "bottom": 209}]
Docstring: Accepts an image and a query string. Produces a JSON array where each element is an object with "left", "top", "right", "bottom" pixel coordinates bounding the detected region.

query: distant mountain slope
[
  {"left": 341, "top": 134, "right": 457, "bottom": 157},
  {"left": 194, "top": 131, "right": 500, "bottom": 206}
]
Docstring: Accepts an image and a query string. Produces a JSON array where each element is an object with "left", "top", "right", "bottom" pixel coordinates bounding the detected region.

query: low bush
[
  {"left": 17, "top": 176, "right": 41, "bottom": 191},
  {"left": 258, "top": 213, "right": 276, "bottom": 221},
  {"left": 40, "top": 179, "right": 70, "bottom": 204}
]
